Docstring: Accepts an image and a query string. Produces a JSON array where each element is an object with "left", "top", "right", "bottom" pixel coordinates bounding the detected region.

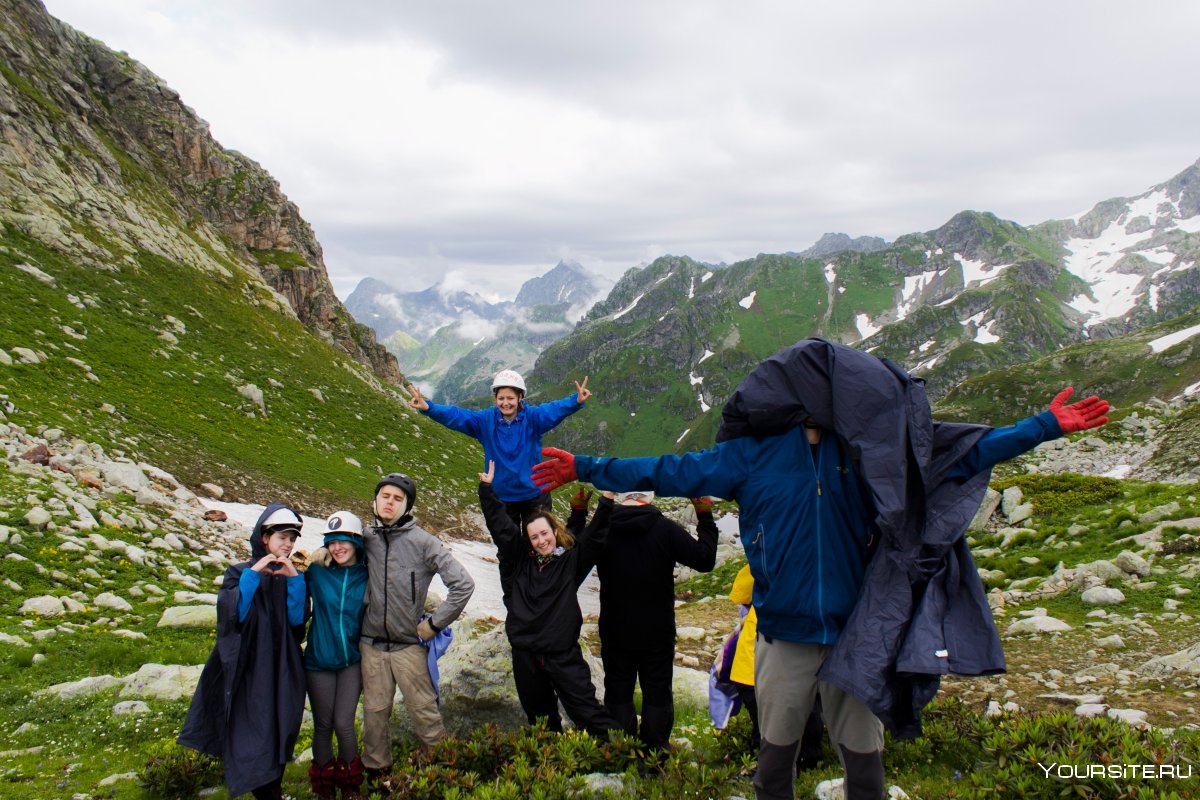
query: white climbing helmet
[
  {"left": 262, "top": 506, "right": 303, "bottom": 531},
  {"left": 492, "top": 369, "right": 527, "bottom": 395},
  {"left": 322, "top": 510, "right": 364, "bottom": 537}
]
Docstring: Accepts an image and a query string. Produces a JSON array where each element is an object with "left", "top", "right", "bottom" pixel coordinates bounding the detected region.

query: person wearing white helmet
[
  {"left": 180, "top": 503, "right": 309, "bottom": 800},
  {"left": 303, "top": 511, "right": 369, "bottom": 800},
  {"left": 407, "top": 369, "right": 592, "bottom": 527}
]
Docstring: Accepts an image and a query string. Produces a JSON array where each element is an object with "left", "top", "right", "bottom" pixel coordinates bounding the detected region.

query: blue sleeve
[
  {"left": 950, "top": 411, "right": 1063, "bottom": 480},
  {"left": 422, "top": 401, "right": 485, "bottom": 439},
  {"left": 237, "top": 568, "right": 261, "bottom": 623},
  {"left": 576, "top": 439, "right": 748, "bottom": 500},
  {"left": 526, "top": 393, "right": 584, "bottom": 436},
  {"left": 286, "top": 575, "right": 307, "bottom": 626}
]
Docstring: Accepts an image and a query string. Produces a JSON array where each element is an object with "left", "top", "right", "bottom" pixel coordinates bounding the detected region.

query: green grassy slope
[{"left": 0, "top": 227, "right": 482, "bottom": 522}]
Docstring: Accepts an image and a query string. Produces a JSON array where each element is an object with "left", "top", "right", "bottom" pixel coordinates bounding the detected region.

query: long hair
[{"left": 525, "top": 510, "right": 574, "bottom": 550}]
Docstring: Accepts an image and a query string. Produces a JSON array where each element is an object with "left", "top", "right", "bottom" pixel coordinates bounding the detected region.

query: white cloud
[
  {"left": 41, "top": 0, "right": 1200, "bottom": 302},
  {"left": 453, "top": 314, "right": 500, "bottom": 342}
]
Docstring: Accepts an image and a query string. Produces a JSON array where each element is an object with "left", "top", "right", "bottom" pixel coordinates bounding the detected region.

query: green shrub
[
  {"left": 992, "top": 474, "right": 1124, "bottom": 516},
  {"left": 138, "top": 740, "right": 222, "bottom": 799}
]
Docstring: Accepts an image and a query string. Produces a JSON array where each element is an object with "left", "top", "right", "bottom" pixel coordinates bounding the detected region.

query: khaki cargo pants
[{"left": 360, "top": 640, "right": 447, "bottom": 768}]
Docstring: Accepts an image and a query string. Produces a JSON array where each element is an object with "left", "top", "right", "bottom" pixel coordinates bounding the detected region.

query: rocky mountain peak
[
  {"left": 795, "top": 232, "right": 889, "bottom": 259},
  {"left": 0, "top": 0, "right": 399, "bottom": 383},
  {"left": 514, "top": 259, "right": 603, "bottom": 310}
]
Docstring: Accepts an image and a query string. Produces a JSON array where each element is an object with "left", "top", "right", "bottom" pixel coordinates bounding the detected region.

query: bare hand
[
  {"left": 479, "top": 459, "right": 495, "bottom": 484},
  {"left": 575, "top": 376, "right": 591, "bottom": 404},
  {"left": 253, "top": 555, "right": 297, "bottom": 577},
  {"left": 407, "top": 383, "right": 429, "bottom": 412}
]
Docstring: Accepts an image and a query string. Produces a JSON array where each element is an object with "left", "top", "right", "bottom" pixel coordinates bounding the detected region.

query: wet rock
[{"left": 19, "top": 443, "right": 51, "bottom": 464}]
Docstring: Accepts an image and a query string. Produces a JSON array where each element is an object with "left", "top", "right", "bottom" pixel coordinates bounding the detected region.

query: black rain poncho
[
  {"left": 178, "top": 502, "right": 308, "bottom": 795},
  {"left": 717, "top": 338, "right": 1004, "bottom": 738}
]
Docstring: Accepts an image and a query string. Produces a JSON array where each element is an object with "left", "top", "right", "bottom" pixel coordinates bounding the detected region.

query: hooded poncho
[{"left": 178, "top": 502, "right": 308, "bottom": 795}]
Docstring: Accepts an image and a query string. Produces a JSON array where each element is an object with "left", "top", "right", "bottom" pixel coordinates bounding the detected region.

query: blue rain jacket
[{"left": 576, "top": 339, "right": 1064, "bottom": 737}]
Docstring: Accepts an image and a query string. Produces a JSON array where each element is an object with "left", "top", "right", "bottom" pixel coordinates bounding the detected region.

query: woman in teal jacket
[{"left": 305, "top": 511, "right": 369, "bottom": 799}]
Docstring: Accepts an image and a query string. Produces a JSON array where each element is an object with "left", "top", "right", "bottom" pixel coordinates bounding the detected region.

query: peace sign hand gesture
[
  {"left": 575, "top": 376, "right": 592, "bottom": 404},
  {"left": 407, "top": 383, "right": 429, "bottom": 412},
  {"left": 479, "top": 459, "right": 495, "bottom": 484}
]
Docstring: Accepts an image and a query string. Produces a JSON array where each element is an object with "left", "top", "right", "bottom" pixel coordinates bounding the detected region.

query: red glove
[
  {"left": 532, "top": 447, "right": 577, "bottom": 492},
  {"left": 570, "top": 487, "right": 592, "bottom": 510},
  {"left": 1049, "top": 387, "right": 1110, "bottom": 433},
  {"left": 690, "top": 497, "right": 714, "bottom": 514}
]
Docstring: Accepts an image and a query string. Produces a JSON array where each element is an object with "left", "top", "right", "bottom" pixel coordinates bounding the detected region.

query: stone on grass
[
  {"left": 1006, "top": 616, "right": 1072, "bottom": 636},
  {"left": 101, "top": 462, "right": 149, "bottom": 493},
  {"left": 1114, "top": 550, "right": 1151, "bottom": 577},
  {"left": 157, "top": 605, "right": 217, "bottom": 628},
  {"left": 94, "top": 592, "right": 133, "bottom": 611},
  {"left": 119, "top": 663, "right": 203, "bottom": 700},
  {"left": 36, "top": 674, "right": 122, "bottom": 700},
  {"left": 1081, "top": 586, "right": 1125, "bottom": 606},
  {"left": 1107, "top": 708, "right": 1149, "bottom": 728},
  {"left": 1075, "top": 703, "right": 1109, "bottom": 718},
  {"left": 20, "top": 595, "right": 66, "bottom": 616},
  {"left": 24, "top": 507, "right": 51, "bottom": 530},
  {"left": 98, "top": 772, "right": 139, "bottom": 787}
]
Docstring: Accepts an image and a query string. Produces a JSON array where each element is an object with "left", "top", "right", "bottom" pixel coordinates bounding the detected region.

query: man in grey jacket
[{"left": 360, "top": 473, "right": 474, "bottom": 785}]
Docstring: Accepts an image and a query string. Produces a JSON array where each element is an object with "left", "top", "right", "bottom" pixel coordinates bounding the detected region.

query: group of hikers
[{"left": 178, "top": 338, "right": 1111, "bottom": 800}]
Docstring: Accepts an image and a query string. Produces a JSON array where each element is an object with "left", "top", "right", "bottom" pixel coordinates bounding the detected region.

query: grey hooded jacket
[{"left": 360, "top": 514, "right": 474, "bottom": 647}]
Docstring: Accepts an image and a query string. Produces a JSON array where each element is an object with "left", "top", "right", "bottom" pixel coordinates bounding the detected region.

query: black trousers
[
  {"left": 601, "top": 642, "right": 677, "bottom": 750},
  {"left": 504, "top": 493, "right": 553, "bottom": 531},
  {"left": 511, "top": 645, "right": 620, "bottom": 737}
]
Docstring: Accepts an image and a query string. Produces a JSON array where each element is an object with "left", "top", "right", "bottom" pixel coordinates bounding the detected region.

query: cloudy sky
[{"left": 43, "top": 0, "right": 1200, "bottom": 300}]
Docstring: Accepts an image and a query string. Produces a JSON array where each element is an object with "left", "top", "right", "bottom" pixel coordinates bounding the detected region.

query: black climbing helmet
[{"left": 375, "top": 472, "right": 416, "bottom": 516}]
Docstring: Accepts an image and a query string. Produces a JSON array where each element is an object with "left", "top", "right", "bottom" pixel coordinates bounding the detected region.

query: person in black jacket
[
  {"left": 478, "top": 460, "right": 622, "bottom": 736},
  {"left": 178, "top": 504, "right": 309, "bottom": 800},
  {"left": 595, "top": 490, "right": 719, "bottom": 754}
]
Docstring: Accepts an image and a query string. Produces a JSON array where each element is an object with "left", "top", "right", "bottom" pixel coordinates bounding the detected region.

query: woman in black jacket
[{"left": 478, "top": 460, "right": 621, "bottom": 737}]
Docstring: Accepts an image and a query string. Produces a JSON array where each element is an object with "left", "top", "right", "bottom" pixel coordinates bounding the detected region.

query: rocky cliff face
[{"left": 0, "top": 0, "right": 398, "bottom": 383}]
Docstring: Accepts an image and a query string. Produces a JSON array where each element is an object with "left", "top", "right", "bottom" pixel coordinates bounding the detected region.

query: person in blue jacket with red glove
[
  {"left": 408, "top": 369, "right": 591, "bottom": 527},
  {"left": 532, "top": 339, "right": 1110, "bottom": 800},
  {"left": 304, "top": 511, "right": 370, "bottom": 800}
]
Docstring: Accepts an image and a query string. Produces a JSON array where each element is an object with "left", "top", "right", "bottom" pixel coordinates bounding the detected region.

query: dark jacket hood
[
  {"left": 609, "top": 504, "right": 665, "bottom": 537},
  {"left": 252, "top": 502, "right": 300, "bottom": 560}
]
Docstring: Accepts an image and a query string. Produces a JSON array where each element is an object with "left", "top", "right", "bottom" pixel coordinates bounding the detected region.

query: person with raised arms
[
  {"left": 408, "top": 370, "right": 591, "bottom": 527},
  {"left": 531, "top": 338, "right": 1110, "bottom": 800}
]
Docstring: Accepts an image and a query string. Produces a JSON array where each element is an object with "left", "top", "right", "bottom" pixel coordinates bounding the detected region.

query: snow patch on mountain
[
  {"left": 1149, "top": 323, "right": 1200, "bottom": 354},
  {"left": 955, "top": 254, "right": 1006, "bottom": 288},
  {"left": 612, "top": 292, "right": 646, "bottom": 320},
  {"left": 855, "top": 313, "right": 880, "bottom": 341},
  {"left": 739, "top": 291, "right": 757, "bottom": 309}
]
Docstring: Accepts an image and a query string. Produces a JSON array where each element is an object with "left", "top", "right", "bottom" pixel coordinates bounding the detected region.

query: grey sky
[{"left": 43, "top": 0, "right": 1200, "bottom": 300}]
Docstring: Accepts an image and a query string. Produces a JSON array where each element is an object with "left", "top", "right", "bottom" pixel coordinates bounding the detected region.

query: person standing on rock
[
  {"left": 179, "top": 503, "right": 309, "bottom": 800},
  {"left": 478, "top": 461, "right": 623, "bottom": 736},
  {"left": 595, "top": 491, "right": 719, "bottom": 757},
  {"left": 359, "top": 473, "right": 474, "bottom": 791},
  {"left": 407, "top": 370, "right": 591, "bottom": 527},
  {"left": 303, "top": 511, "right": 370, "bottom": 800},
  {"left": 532, "top": 338, "right": 1111, "bottom": 800}
]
